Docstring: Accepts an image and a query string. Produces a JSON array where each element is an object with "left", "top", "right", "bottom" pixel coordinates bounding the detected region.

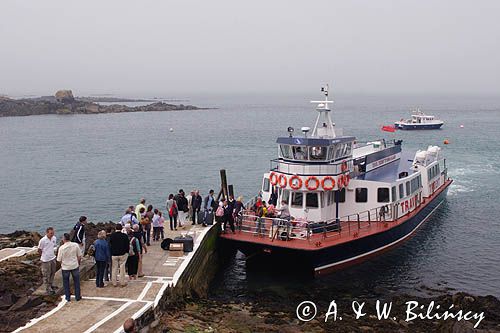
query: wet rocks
[{"left": 0, "top": 231, "right": 41, "bottom": 250}]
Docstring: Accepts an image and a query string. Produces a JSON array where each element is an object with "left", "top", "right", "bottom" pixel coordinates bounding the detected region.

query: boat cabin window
[
  {"left": 292, "top": 146, "right": 308, "bottom": 160},
  {"left": 291, "top": 192, "right": 303, "bottom": 208},
  {"left": 281, "top": 189, "right": 290, "bottom": 205},
  {"left": 279, "top": 145, "right": 291, "bottom": 159},
  {"left": 399, "top": 184, "right": 404, "bottom": 199},
  {"left": 309, "top": 146, "right": 327, "bottom": 160},
  {"left": 334, "top": 188, "right": 346, "bottom": 203},
  {"left": 306, "top": 193, "right": 319, "bottom": 208},
  {"left": 405, "top": 181, "right": 411, "bottom": 196},
  {"left": 377, "top": 188, "right": 390, "bottom": 203},
  {"left": 410, "top": 178, "right": 419, "bottom": 193},
  {"left": 327, "top": 147, "right": 335, "bottom": 160},
  {"left": 355, "top": 188, "right": 368, "bottom": 203},
  {"left": 262, "top": 177, "right": 270, "bottom": 192},
  {"left": 391, "top": 186, "right": 397, "bottom": 202}
]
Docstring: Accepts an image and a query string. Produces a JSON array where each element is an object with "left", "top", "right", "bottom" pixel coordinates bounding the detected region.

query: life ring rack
[
  {"left": 305, "top": 176, "right": 320, "bottom": 191},
  {"left": 321, "top": 176, "right": 335, "bottom": 191},
  {"left": 289, "top": 175, "right": 303, "bottom": 190}
]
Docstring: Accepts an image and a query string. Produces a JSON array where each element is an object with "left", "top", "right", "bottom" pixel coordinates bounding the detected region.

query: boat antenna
[{"left": 311, "top": 84, "right": 336, "bottom": 138}]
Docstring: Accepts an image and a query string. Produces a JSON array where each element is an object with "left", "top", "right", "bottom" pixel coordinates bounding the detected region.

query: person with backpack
[
  {"left": 166, "top": 194, "right": 178, "bottom": 231},
  {"left": 120, "top": 209, "right": 139, "bottom": 227},
  {"left": 94, "top": 230, "right": 110, "bottom": 288},
  {"left": 126, "top": 229, "right": 141, "bottom": 280},
  {"left": 142, "top": 205, "right": 154, "bottom": 246},
  {"left": 215, "top": 201, "right": 225, "bottom": 223},
  {"left": 71, "top": 216, "right": 87, "bottom": 256}
]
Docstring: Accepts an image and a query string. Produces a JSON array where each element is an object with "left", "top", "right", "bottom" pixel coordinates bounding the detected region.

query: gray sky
[{"left": 1, "top": 0, "right": 499, "bottom": 96}]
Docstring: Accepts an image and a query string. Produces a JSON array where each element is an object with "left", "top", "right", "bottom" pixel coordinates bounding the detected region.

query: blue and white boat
[{"left": 395, "top": 108, "right": 444, "bottom": 130}]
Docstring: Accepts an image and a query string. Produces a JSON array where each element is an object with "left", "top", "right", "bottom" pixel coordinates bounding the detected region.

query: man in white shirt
[
  {"left": 38, "top": 227, "right": 57, "bottom": 295},
  {"left": 57, "top": 233, "right": 82, "bottom": 302}
]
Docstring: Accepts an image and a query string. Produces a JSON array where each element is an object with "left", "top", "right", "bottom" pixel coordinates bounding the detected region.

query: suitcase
[
  {"left": 173, "top": 235, "right": 194, "bottom": 252},
  {"left": 198, "top": 210, "right": 214, "bottom": 225},
  {"left": 169, "top": 243, "right": 184, "bottom": 257}
]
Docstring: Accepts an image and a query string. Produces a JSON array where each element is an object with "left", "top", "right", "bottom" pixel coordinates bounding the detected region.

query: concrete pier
[{"left": 13, "top": 223, "right": 220, "bottom": 333}]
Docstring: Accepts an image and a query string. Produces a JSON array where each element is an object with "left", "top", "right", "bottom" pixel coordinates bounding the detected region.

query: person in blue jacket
[{"left": 94, "top": 230, "right": 111, "bottom": 288}]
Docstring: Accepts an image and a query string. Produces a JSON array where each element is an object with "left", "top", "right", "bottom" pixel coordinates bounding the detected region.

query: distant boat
[{"left": 395, "top": 108, "right": 444, "bottom": 130}]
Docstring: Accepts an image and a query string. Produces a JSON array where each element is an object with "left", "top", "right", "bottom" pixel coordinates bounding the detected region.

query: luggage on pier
[
  {"left": 173, "top": 235, "right": 194, "bottom": 252},
  {"left": 198, "top": 210, "right": 214, "bottom": 225},
  {"left": 161, "top": 238, "right": 174, "bottom": 250}
]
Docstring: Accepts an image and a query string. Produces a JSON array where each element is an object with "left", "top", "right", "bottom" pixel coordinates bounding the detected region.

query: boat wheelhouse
[
  {"left": 395, "top": 108, "right": 444, "bottom": 130},
  {"left": 220, "top": 86, "right": 452, "bottom": 275}
]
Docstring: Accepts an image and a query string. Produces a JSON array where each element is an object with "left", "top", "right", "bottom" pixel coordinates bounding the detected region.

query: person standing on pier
[
  {"left": 132, "top": 224, "right": 147, "bottom": 278},
  {"left": 38, "top": 227, "right": 57, "bottom": 295},
  {"left": 166, "top": 194, "right": 178, "bottom": 231},
  {"left": 110, "top": 224, "right": 130, "bottom": 287},
  {"left": 57, "top": 233, "right": 82, "bottom": 301},
  {"left": 143, "top": 205, "right": 154, "bottom": 246},
  {"left": 94, "top": 230, "right": 110, "bottom": 288},
  {"left": 175, "top": 189, "right": 189, "bottom": 227},
  {"left": 71, "top": 216, "right": 87, "bottom": 256},
  {"left": 134, "top": 198, "right": 146, "bottom": 223},
  {"left": 152, "top": 208, "right": 161, "bottom": 241},
  {"left": 191, "top": 190, "right": 202, "bottom": 225},
  {"left": 120, "top": 209, "right": 139, "bottom": 227},
  {"left": 126, "top": 229, "right": 140, "bottom": 280},
  {"left": 203, "top": 189, "right": 216, "bottom": 226}
]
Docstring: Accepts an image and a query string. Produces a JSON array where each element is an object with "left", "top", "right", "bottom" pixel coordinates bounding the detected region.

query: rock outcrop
[
  {"left": 54, "top": 90, "right": 74, "bottom": 103},
  {"left": 0, "top": 91, "right": 209, "bottom": 117}
]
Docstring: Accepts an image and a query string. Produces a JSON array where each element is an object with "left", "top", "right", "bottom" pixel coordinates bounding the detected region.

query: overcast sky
[{"left": 1, "top": 0, "right": 499, "bottom": 96}]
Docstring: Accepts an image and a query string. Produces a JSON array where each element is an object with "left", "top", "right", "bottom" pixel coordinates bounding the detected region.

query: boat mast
[{"left": 311, "top": 84, "right": 336, "bottom": 138}]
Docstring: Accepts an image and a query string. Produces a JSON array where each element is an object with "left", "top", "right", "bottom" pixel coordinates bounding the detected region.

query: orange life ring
[
  {"left": 337, "top": 175, "right": 344, "bottom": 189},
  {"left": 269, "top": 172, "right": 278, "bottom": 186},
  {"left": 305, "top": 176, "right": 320, "bottom": 190},
  {"left": 278, "top": 174, "right": 288, "bottom": 188},
  {"left": 321, "top": 176, "right": 335, "bottom": 191},
  {"left": 343, "top": 173, "right": 350, "bottom": 187},
  {"left": 341, "top": 161, "right": 348, "bottom": 172},
  {"left": 289, "top": 175, "right": 303, "bottom": 190}
]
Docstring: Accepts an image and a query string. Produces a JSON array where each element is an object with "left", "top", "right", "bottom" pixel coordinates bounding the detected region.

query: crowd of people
[{"left": 36, "top": 189, "right": 246, "bottom": 301}]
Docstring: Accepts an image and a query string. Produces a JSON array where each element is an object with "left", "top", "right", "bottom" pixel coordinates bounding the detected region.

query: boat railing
[{"left": 236, "top": 203, "right": 398, "bottom": 241}]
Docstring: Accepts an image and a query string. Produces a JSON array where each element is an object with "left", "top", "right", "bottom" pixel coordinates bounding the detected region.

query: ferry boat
[
  {"left": 220, "top": 86, "right": 452, "bottom": 276},
  {"left": 394, "top": 108, "right": 444, "bottom": 130}
]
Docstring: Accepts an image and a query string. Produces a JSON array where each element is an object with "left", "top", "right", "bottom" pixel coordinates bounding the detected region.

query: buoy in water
[
  {"left": 169, "top": 128, "right": 174, "bottom": 132},
  {"left": 443, "top": 139, "right": 449, "bottom": 145},
  {"left": 460, "top": 124, "right": 464, "bottom": 128}
]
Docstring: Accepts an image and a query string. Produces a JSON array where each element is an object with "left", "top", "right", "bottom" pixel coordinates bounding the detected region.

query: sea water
[{"left": 0, "top": 94, "right": 499, "bottom": 299}]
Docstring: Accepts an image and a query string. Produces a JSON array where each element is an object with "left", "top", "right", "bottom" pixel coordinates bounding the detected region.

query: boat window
[
  {"left": 391, "top": 186, "right": 397, "bottom": 202},
  {"left": 345, "top": 142, "right": 352, "bottom": 156},
  {"left": 334, "top": 188, "right": 346, "bottom": 203},
  {"left": 309, "top": 146, "right": 327, "bottom": 160},
  {"left": 280, "top": 145, "right": 291, "bottom": 159},
  {"left": 262, "top": 177, "right": 270, "bottom": 192},
  {"left": 399, "top": 184, "right": 404, "bottom": 199},
  {"left": 306, "top": 193, "right": 319, "bottom": 208},
  {"left": 327, "top": 146, "right": 334, "bottom": 160},
  {"left": 335, "top": 145, "right": 343, "bottom": 160},
  {"left": 355, "top": 188, "right": 368, "bottom": 203},
  {"left": 406, "top": 181, "right": 411, "bottom": 196},
  {"left": 281, "top": 189, "right": 290, "bottom": 205},
  {"left": 377, "top": 188, "right": 390, "bottom": 203},
  {"left": 292, "top": 146, "right": 308, "bottom": 160},
  {"left": 410, "top": 178, "right": 417, "bottom": 193},
  {"left": 291, "top": 192, "right": 303, "bottom": 208},
  {"left": 320, "top": 192, "right": 325, "bottom": 208}
]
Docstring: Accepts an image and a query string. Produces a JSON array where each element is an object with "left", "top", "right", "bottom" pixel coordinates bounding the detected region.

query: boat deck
[{"left": 220, "top": 179, "right": 452, "bottom": 251}]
